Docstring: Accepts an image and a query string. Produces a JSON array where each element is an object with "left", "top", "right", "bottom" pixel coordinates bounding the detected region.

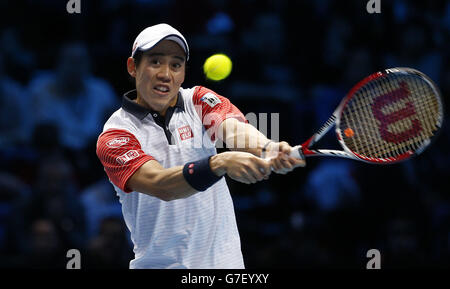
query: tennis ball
[{"left": 203, "top": 54, "right": 232, "bottom": 81}]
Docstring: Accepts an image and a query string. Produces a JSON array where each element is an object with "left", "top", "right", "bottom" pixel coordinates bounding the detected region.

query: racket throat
[
  {"left": 291, "top": 144, "right": 353, "bottom": 159},
  {"left": 314, "top": 114, "right": 337, "bottom": 142},
  {"left": 304, "top": 148, "right": 354, "bottom": 159}
]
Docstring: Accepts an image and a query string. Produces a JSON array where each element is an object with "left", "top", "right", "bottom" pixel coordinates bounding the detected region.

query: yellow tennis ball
[{"left": 203, "top": 54, "right": 232, "bottom": 81}]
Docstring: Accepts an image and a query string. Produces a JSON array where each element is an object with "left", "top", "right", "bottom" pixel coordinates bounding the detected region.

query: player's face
[{"left": 131, "top": 40, "right": 186, "bottom": 116}]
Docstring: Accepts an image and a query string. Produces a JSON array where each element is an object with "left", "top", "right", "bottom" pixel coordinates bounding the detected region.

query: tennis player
[{"left": 96, "top": 23, "right": 305, "bottom": 269}]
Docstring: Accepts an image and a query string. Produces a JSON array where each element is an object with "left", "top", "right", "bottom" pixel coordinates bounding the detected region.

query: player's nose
[{"left": 156, "top": 64, "right": 171, "bottom": 81}]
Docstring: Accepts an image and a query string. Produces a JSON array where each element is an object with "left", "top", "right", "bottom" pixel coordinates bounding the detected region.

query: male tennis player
[{"left": 96, "top": 23, "right": 305, "bottom": 269}]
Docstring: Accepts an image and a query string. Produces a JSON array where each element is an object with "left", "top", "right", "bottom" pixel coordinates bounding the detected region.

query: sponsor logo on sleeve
[
  {"left": 106, "top": 137, "right": 130, "bottom": 148},
  {"left": 200, "top": 93, "right": 222, "bottom": 108},
  {"left": 116, "top": 150, "right": 140, "bottom": 165}
]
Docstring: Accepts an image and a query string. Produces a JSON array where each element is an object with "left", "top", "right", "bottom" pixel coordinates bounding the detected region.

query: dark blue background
[{"left": 0, "top": 0, "right": 449, "bottom": 269}]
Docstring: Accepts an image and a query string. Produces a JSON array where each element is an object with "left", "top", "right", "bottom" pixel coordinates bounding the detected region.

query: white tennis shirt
[{"left": 96, "top": 86, "right": 246, "bottom": 269}]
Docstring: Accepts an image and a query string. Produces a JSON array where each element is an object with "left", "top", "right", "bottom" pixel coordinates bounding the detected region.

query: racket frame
[{"left": 292, "top": 68, "right": 444, "bottom": 164}]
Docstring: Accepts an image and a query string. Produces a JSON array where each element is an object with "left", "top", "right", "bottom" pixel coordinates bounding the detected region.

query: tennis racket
[{"left": 288, "top": 67, "right": 444, "bottom": 164}]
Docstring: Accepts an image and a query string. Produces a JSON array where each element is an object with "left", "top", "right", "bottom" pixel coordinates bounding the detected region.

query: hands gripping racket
[{"left": 289, "top": 67, "right": 443, "bottom": 164}]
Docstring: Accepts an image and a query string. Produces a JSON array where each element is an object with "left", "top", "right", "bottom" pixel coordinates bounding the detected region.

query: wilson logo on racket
[{"left": 371, "top": 81, "right": 422, "bottom": 144}]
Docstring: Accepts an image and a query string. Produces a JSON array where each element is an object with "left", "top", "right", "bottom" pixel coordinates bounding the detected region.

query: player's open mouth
[{"left": 154, "top": 85, "right": 170, "bottom": 95}]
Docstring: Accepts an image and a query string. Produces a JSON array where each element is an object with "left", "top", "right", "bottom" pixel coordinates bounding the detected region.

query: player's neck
[{"left": 135, "top": 92, "right": 178, "bottom": 117}]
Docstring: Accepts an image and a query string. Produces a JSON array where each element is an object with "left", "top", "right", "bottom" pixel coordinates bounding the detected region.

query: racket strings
[
  {"left": 375, "top": 76, "right": 435, "bottom": 156},
  {"left": 355, "top": 84, "right": 381, "bottom": 156},
  {"left": 382, "top": 78, "right": 408, "bottom": 157},
  {"left": 367, "top": 80, "right": 405, "bottom": 158},
  {"left": 355, "top": 91, "right": 381, "bottom": 156},
  {"left": 413, "top": 76, "right": 440, "bottom": 139},
  {"left": 378, "top": 76, "right": 435, "bottom": 156},
  {"left": 339, "top": 73, "right": 441, "bottom": 160},
  {"left": 347, "top": 82, "right": 396, "bottom": 158}
]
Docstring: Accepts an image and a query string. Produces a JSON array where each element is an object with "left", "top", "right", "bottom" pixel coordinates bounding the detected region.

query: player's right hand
[
  {"left": 210, "top": 151, "right": 271, "bottom": 184},
  {"left": 266, "top": 141, "right": 306, "bottom": 174}
]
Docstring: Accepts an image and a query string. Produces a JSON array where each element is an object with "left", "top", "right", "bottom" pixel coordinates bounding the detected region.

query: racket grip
[{"left": 289, "top": 145, "right": 304, "bottom": 160}]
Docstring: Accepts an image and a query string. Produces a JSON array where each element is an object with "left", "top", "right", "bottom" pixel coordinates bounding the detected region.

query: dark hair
[
  {"left": 128, "top": 50, "right": 143, "bottom": 85},
  {"left": 133, "top": 50, "right": 144, "bottom": 68}
]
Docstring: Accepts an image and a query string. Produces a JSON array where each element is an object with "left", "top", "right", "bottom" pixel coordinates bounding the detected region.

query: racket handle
[
  {"left": 266, "top": 145, "right": 304, "bottom": 172},
  {"left": 289, "top": 145, "right": 304, "bottom": 160}
]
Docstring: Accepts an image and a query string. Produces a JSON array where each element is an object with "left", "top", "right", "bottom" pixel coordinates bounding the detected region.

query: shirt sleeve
[
  {"left": 96, "top": 129, "right": 155, "bottom": 193},
  {"left": 192, "top": 86, "right": 247, "bottom": 141}
]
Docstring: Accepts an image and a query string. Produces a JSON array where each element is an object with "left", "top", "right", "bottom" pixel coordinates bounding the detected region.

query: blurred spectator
[
  {"left": 206, "top": 11, "right": 234, "bottom": 36},
  {"left": 0, "top": 52, "right": 33, "bottom": 148},
  {"left": 0, "top": 172, "right": 30, "bottom": 268},
  {"left": 443, "top": 2, "right": 450, "bottom": 32},
  {"left": 81, "top": 179, "right": 123, "bottom": 239},
  {"left": 29, "top": 42, "right": 119, "bottom": 151},
  {"left": 0, "top": 27, "right": 36, "bottom": 85},
  {"left": 303, "top": 160, "right": 360, "bottom": 212},
  {"left": 383, "top": 217, "right": 426, "bottom": 268},
  {"left": 188, "top": 0, "right": 235, "bottom": 51},
  {"left": 384, "top": 21, "right": 442, "bottom": 82},
  {"left": 322, "top": 17, "right": 352, "bottom": 72},
  {"left": 85, "top": 217, "right": 133, "bottom": 269},
  {"left": 21, "top": 218, "right": 67, "bottom": 269},
  {"left": 341, "top": 47, "right": 375, "bottom": 88},
  {"left": 31, "top": 123, "right": 62, "bottom": 157},
  {"left": 23, "top": 154, "right": 86, "bottom": 249},
  {"left": 430, "top": 199, "right": 450, "bottom": 267},
  {"left": 309, "top": 46, "right": 374, "bottom": 134},
  {"left": 230, "top": 12, "right": 298, "bottom": 102}
]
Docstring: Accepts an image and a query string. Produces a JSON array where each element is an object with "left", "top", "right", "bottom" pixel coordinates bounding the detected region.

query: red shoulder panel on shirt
[
  {"left": 192, "top": 86, "right": 247, "bottom": 141},
  {"left": 96, "top": 129, "right": 154, "bottom": 193}
]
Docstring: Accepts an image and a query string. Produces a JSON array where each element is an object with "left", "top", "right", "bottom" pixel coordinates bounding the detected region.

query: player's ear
[{"left": 127, "top": 57, "right": 137, "bottom": 78}]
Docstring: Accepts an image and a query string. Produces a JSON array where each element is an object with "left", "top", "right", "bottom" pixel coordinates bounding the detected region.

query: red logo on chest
[{"left": 178, "top": 125, "right": 193, "bottom": 141}]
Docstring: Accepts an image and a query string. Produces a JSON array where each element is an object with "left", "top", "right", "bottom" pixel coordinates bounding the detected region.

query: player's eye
[
  {"left": 149, "top": 58, "right": 160, "bottom": 65},
  {"left": 172, "top": 62, "right": 182, "bottom": 69}
]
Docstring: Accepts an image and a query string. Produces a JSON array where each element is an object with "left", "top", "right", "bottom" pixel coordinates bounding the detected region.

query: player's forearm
[
  {"left": 218, "top": 118, "right": 270, "bottom": 157},
  {"left": 132, "top": 165, "right": 197, "bottom": 201},
  {"left": 150, "top": 152, "right": 272, "bottom": 199},
  {"left": 128, "top": 160, "right": 201, "bottom": 201},
  {"left": 157, "top": 166, "right": 203, "bottom": 201},
  {"left": 130, "top": 159, "right": 227, "bottom": 202}
]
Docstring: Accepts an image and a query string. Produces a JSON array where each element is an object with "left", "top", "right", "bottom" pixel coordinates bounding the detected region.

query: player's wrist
[
  {"left": 261, "top": 140, "right": 280, "bottom": 159},
  {"left": 183, "top": 156, "right": 223, "bottom": 191},
  {"left": 209, "top": 154, "right": 227, "bottom": 177}
]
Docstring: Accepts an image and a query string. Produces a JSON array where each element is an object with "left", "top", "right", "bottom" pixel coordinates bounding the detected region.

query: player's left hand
[{"left": 265, "top": 141, "right": 306, "bottom": 174}]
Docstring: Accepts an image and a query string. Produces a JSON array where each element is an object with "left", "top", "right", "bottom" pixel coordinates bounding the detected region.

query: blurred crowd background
[{"left": 0, "top": 0, "right": 449, "bottom": 269}]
